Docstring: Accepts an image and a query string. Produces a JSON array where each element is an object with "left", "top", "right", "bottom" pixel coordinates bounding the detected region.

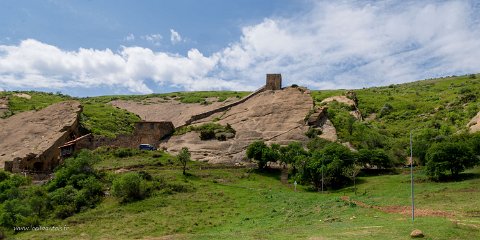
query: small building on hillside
[
  {"left": 265, "top": 74, "right": 282, "bottom": 90},
  {"left": 59, "top": 133, "right": 94, "bottom": 158}
]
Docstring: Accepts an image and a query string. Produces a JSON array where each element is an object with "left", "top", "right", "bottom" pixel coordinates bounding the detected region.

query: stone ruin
[{"left": 265, "top": 74, "right": 282, "bottom": 90}]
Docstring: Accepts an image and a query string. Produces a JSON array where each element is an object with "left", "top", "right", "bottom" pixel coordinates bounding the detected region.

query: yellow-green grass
[{"left": 16, "top": 164, "right": 480, "bottom": 240}]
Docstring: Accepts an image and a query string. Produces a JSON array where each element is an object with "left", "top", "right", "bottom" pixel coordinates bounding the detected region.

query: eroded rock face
[
  {"left": 160, "top": 87, "right": 313, "bottom": 163},
  {"left": 111, "top": 97, "right": 238, "bottom": 128},
  {"left": 467, "top": 111, "right": 480, "bottom": 133},
  {"left": 0, "top": 101, "right": 82, "bottom": 171},
  {"left": 0, "top": 97, "right": 8, "bottom": 117}
]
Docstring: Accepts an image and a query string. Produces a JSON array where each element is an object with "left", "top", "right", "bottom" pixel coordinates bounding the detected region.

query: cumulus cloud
[
  {"left": 170, "top": 29, "right": 183, "bottom": 44},
  {"left": 216, "top": 0, "right": 480, "bottom": 88},
  {"left": 1, "top": 1, "right": 480, "bottom": 95}
]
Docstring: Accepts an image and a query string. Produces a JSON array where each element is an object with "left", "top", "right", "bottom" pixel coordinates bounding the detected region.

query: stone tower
[{"left": 265, "top": 74, "right": 282, "bottom": 90}]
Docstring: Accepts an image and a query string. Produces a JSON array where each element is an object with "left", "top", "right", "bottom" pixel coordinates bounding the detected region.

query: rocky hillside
[
  {"left": 160, "top": 87, "right": 312, "bottom": 163},
  {"left": 0, "top": 101, "right": 82, "bottom": 170}
]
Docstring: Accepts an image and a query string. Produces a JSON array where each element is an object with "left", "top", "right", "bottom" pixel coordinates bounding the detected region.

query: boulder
[
  {"left": 410, "top": 229, "right": 424, "bottom": 238},
  {"left": 467, "top": 111, "right": 480, "bottom": 133}
]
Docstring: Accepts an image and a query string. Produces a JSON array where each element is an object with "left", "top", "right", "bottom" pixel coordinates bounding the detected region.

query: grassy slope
[
  {"left": 0, "top": 91, "right": 71, "bottom": 115},
  {"left": 16, "top": 159, "right": 480, "bottom": 239},
  {"left": 312, "top": 74, "right": 479, "bottom": 136},
  {"left": 7, "top": 77, "right": 480, "bottom": 239},
  {"left": 310, "top": 74, "right": 480, "bottom": 161}
]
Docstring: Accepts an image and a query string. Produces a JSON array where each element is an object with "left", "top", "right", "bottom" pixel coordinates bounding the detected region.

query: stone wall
[
  {"left": 94, "top": 121, "right": 175, "bottom": 149},
  {"left": 182, "top": 86, "right": 266, "bottom": 127}
]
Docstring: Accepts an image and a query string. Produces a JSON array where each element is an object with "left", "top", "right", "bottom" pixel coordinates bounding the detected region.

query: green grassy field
[{"left": 15, "top": 157, "right": 480, "bottom": 239}]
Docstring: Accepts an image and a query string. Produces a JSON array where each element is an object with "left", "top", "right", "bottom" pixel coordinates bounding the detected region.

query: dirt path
[
  {"left": 340, "top": 196, "right": 455, "bottom": 217},
  {"left": 280, "top": 168, "right": 289, "bottom": 184}
]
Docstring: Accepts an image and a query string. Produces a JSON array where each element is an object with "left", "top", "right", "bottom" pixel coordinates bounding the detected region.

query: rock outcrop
[
  {"left": 467, "top": 111, "right": 480, "bottom": 133},
  {"left": 321, "top": 95, "right": 362, "bottom": 120},
  {"left": 0, "top": 101, "right": 82, "bottom": 172},
  {"left": 160, "top": 87, "right": 313, "bottom": 163},
  {"left": 111, "top": 97, "right": 239, "bottom": 128},
  {"left": 0, "top": 97, "right": 8, "bottom": 117}
]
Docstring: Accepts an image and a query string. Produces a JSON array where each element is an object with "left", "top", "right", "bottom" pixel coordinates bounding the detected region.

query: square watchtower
[{"left": 265, "top": 74, "right": 282, "bottom": 90}]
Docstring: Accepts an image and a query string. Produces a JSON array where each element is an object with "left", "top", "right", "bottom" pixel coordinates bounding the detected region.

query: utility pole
[{"left": 410, "top": 131, "right": 415, "bottom": 223}]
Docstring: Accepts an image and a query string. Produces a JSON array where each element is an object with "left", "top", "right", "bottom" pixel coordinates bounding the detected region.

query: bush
[
  {"left": 425, "top": 141, "right": 479, "bottom": 180},
  {"left": 305, "top": 127, "right": 321, "bottom": 138},
  {"left": 357, "top": 149, "right": 393, "bottom": 169},
  {"left": 47, "top": 150, "right": 99, "bottom": 190},
  {"left": 199, "top": 129, "right": 215, "bottom": 140},
  {"left": 379, "top": 103, "right": 393, "bottom": 117},
  {"left": 113, "top": 148, "right": 140, "bottom": 158},
  {"left": 112, "top": 172, "right": 149, "bottom": 203},
  {"left": 246, "top": 141, "right": 274, "bottom": 169}
]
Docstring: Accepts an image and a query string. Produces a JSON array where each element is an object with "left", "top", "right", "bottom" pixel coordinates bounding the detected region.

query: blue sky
[{"left": 1, "top": 0, "right": 480, "bottom": 96}]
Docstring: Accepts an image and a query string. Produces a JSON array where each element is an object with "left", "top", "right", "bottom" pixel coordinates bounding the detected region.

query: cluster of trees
[
  {"left": 422, "top": 133, "right": 480, "bottom": 180},
  {"left": 0, "top": 150, "right": 105, "bottom": 234},
  {"left": 246, "top": 138, "right": 394, "bottom": 190}
]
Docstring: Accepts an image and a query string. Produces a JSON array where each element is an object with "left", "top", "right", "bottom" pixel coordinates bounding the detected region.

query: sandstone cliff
[{"left": 0, "top": 101, "right": 82, "bottom": 171}]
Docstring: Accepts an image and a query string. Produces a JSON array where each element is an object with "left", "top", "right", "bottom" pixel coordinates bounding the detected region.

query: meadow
[{"left": 14, "top": 152, "right": 480, "bottom": 239}]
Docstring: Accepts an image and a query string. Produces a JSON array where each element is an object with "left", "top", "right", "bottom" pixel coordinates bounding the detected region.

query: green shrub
[
  {"left": 113, "top": 148, "right": 140, "bottom": 158},
  {"left": 199, "top": 129, "right": 215, "bottom": 140},
  {"left": 112, "top": 172, "right": 149, "bottom": 203},
  {"left": 379, "top": 103, "right": 393, "bottom": 117},
  {"left": 305, "top": 127, "right": 321, "bottom": 138},
  {"left": 47, "top": 150, "right": 99, "bottom": 190},
  {"left": 246, "top": 141, "right": 277, "bottom": 169}
]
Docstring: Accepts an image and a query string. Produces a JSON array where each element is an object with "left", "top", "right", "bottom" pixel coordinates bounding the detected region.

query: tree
[
  {"left": 343, "top": 165, "right": 362, "bottom": 195},
  {"left": 302, "top": 143, "right": 356, "bottom": 190},
  {"left": 246, "top": 141, "right": 269, "bottom": 169},
  {"left": 280, "top": 142, "right": 308, "bottom": 171},
  {"left": 425, "top": 141, "right": 479, "bottom": 180},
  {"left": 177, "top": 147, "right": 191, "bottom": 175},
  {"left": 357, "top": 149, "right": 393, "bottom": 169}
]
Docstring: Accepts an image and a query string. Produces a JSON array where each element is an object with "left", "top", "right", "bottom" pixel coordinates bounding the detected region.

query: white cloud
[
  {"left": 124, "top": 33, "right": 135, "bottom": 41},
  {"left": 141, "top": 34, "right": 163, "bottom": 46},
  {"left": 1, "top": 1, "right": 480, "bottom": 95},
  {"left": 170, "top": 29, "right": 183, "bottom": 44}
]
